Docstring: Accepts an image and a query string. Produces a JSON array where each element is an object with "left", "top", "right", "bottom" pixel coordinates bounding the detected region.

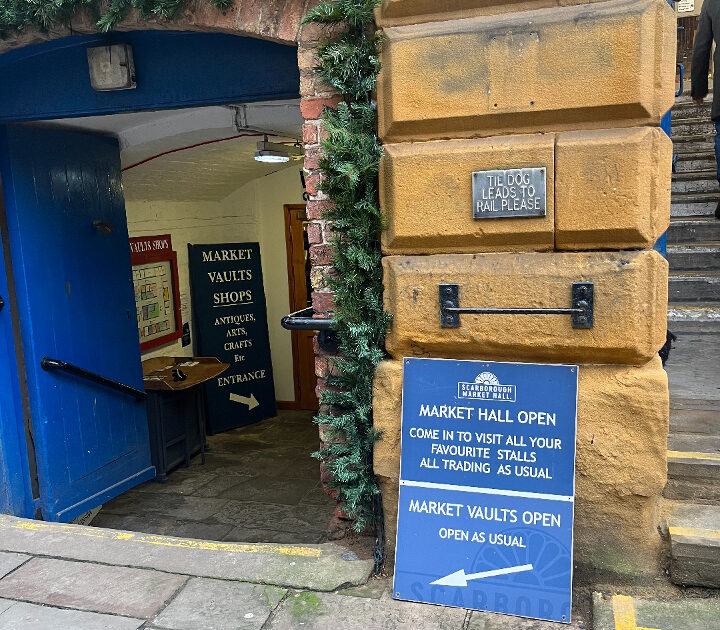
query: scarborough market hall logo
[{"left": 458, "top": 372, "right": 517, "bottom": 402}]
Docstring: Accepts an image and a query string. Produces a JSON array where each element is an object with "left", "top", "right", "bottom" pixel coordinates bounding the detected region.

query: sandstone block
[
  {"left": 383, "top": 250, "right": 668, "bottom": 365},
  {"left": 377, "top": 0, "right": 676, "bottom": 142},
  {"left": 373, "top": 357, "right": 669, "bottom": 575},
  {"left": 377, "top": 0, "right": 616, "bottom": 27},
  {"left": 555, "top": 127, "right": 672, "bottom": 250},
  {"left": 380, "top": 135, "right": 555, "bottom": 254}
]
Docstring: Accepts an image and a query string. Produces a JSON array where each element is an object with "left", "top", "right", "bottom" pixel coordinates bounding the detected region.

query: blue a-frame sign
[{"left": 393, "top": 358, "right": 578, "bottom": 624}]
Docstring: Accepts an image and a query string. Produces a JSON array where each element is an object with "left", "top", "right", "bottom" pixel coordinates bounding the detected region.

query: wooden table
[{"left": 142, "top": 356, "right": 229, "bottom": 481}]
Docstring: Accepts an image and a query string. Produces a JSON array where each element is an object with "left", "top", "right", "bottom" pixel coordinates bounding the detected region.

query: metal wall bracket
[{"left": 439, "top": 282, "right": 594, "bottom": 329}]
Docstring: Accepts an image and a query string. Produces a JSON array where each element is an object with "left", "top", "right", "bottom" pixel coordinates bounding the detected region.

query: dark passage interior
[{"left": 91, "top": 410, "right": 336, "bottom": 543}]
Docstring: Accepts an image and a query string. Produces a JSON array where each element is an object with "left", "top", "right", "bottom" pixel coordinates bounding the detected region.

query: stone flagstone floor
[{"left": 91, "top": 410, "right": 337, "bottom": 544}]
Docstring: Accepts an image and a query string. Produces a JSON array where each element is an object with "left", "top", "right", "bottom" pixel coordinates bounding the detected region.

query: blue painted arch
[{"left": 0, "top": 30, "right": 300, "bottom": 122}]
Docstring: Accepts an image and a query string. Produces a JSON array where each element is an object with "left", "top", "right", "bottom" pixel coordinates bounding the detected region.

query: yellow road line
[
  {"left": 0, "top": 516, "right": 322, "bottom": 558},
  {"left": 667, "top": 450, "right": 720, "bottom": 462},
  {"left": 669, "top": 526, "right": 720, "bottom": 541},
  {"left": 612, "top": 595, "right": 663, "bottom": 630}
]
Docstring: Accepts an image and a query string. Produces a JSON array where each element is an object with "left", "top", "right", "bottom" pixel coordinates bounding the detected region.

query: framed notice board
[
  {"left": 188, "top": 242, "right": 276, "bottom": 434},
  {"left": 129, "top": 234, "right": 182, "bottom": 352}
]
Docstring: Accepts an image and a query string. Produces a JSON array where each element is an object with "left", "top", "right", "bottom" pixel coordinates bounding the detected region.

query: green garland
[
  {"left": 302, "top": 0, "right": 389, "bottom": 537},
  {"left": 0, "top": 0, "right": 230, "bottom": 37}
]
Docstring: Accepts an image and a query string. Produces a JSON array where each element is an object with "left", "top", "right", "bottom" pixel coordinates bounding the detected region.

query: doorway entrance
[
  {"left": 285, "top": 204, "right": 320, "bottom": 411},
  {"left": 0, "top": 30, "right": 333, "bottom": 543}
]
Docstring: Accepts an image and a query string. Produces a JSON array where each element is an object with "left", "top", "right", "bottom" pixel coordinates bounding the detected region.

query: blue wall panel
[{"left": 0, "top": 31, "right": 300, "bottom": 122}]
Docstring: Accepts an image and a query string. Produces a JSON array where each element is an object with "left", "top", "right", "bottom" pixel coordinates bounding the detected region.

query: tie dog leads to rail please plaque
[{"left": 472, "top": 167, "right": 547, "bottom": 219}]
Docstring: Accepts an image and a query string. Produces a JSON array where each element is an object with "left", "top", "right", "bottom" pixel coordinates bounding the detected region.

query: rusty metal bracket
[{"left": 439, "top": 282, "right": 594, "bottom": 329}]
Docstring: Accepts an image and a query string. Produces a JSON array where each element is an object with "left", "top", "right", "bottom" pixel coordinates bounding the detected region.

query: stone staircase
[
  {"left": 663, "top": 96, "right": 720, "bottom": 590},
  {"left": 669, "top": 97, "right": 720, "bottom": 333}
]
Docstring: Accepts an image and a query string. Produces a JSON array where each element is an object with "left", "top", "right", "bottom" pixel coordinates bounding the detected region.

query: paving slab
[
  {"left": 0, "top": 515, "right": 373, "bottom": 591},
  {"left": 665, "top": 333, "right": 720, "bottom": 401},
  {"left": 213, "top": 501, "right": 333, "bottom": 533},
  {"left": 100, "top": 492, "right": 229, "bottom": 521},
  {"left": 468, "top": 610, "right": 589, "bottom": 629},
  {"left": 0, "top": 601, "right": 12, "bottom": 616},
  {"left": 593, "top": 592, "right": 720, "bottom": 630},
  {"left": 0, "top": 557, "right": 187, "bottom": 617},
  {"left": 0, "top": 552, "right": 29, "bottom": 579},
  {"left": 131, "top": 471, "right": 220, "bottom": 496},
  {"left": 152, "top": 578, "right": 285, "bottom": 630},
  {"left": 222, "top": 527, "right": 325, "bottom": 545},
  {"left": 213, "top": 475, "right": 319, "bottom": 506},
  {"left": 0, "top": 601, "right": 144, "bottom": 629},
  {"left": 265, "top": 591, "right": 468, "bottom": 629},
  {"left": 91, "top": 513, "right": 235, "bottom": 542}
]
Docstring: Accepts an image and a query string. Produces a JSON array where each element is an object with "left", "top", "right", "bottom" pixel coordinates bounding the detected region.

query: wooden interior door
[{"left": 285, "top": 205, "right": 319, "bottom": 410}]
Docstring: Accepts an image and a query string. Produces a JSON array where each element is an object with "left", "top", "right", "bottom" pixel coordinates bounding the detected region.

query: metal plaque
[{"left": 472, "top": 167, "right": 547, "bottom": 219}]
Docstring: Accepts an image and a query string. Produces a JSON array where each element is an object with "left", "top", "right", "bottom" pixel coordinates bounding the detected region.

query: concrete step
[
  {"left": 668, "top": 303, "right": 720, "bottom": 332},
  {"left": 668, "top": 217, "right": 720, "bottom": 243},
  {"left": 669, "top": 433, "right": 720, "bottom": 454},
  {"left": 672, "top": 100, "right": 714, "bottom": 121},
  {"left": 667, "top": 502, "right": 720, "bottom": 588},
  {"left": 667, "top": 243, "right": 720, "bottom": 271},
  {"left": 674, "top": 151, "right": 716, "bottom": 173},
  {"left": 671, "top": 191, "right": 718, "bottom": 217},
  {"left": 672, "top": 171, "right": 717, "bottom": 194},
  {"left": 593, "top": 592, "right": 720, "bottom": 630},
  {"left": 670, "top": 404, "right": 720, "bottom": 436},
  {"left": 664, "top": 449, "right": 720, "bottom": 501},
  {"left": 672, "top": 117, "right": 715, "bottom": 137},
  {"left": 673, "top": 134, "right": 714, "bottom": 154},
  {"left": 669, "top": 273, "right": 720, "bottom": 301}
]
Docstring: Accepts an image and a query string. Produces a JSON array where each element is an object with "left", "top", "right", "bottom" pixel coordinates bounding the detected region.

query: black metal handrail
[
  {"left": 41, "top": 357, "right": 147, "bottom": 400},
  {"left": 280, "top": 307, "right": 335, "bottom": 331},
  {"left": 440, "top": 282, "right": 594, "bottom": 329}
]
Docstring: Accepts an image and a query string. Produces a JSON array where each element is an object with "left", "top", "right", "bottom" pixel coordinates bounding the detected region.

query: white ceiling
[{"left": 32, "top": 100, "right": 304, "bottom": 202}]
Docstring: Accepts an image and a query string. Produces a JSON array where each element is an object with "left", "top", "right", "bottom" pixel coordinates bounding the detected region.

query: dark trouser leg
[{"left": 715, "top": 122, "right": 720, "bottom": 218}]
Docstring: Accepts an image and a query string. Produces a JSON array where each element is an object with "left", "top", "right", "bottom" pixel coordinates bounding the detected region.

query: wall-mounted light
[
  {"left": 254, "top": 135, "right": 303, "bottom": 163},
  {"left": 87, "top": 44, "right": 137, "bottom": 91}
]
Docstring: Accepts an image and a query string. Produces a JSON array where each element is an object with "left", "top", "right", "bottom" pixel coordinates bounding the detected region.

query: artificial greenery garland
[
  {"left": 0, "top": 0, "right": 230, "bottom": 37},
  {"left": 302, "top": 0, "right": 389, "bottom": 539}
]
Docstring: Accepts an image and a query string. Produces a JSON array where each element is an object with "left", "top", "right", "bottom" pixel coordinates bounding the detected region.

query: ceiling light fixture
[{"left": 254, "top": 135, "right": 303, "bottom": 163}]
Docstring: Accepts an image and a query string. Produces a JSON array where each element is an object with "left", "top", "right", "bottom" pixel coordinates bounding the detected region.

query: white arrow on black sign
[
  {"left": 229, "top": 392, "right": 259, "bottom": 410},
  {"left": 430, "top": 563, "right": 533, "bottom": 587}
]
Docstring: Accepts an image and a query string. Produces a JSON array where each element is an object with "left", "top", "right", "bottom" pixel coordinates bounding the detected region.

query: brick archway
[{"left": 0, "top": 1, "right": 314, "bottom": 53}]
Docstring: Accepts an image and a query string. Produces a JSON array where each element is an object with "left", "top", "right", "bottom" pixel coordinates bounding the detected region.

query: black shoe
[{"left": 716, "top": 201, "right": 720, "bottom": 220}]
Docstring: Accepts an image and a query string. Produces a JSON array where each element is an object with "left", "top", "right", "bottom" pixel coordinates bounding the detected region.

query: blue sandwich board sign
[{"left": 393, "top": 358, "right": 578, "bottom": 624}]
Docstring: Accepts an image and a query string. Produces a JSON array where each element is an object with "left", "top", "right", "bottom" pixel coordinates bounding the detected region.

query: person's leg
[{"left": 715, "top": 122, "right": 720, "bottom": 219}]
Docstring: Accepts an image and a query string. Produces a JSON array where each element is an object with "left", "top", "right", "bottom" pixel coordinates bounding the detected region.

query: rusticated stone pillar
[{"left": 374, "top": 0, "right": 675, "bottom": 577}]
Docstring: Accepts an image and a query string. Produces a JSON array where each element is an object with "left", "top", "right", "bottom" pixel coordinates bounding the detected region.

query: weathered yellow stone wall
[
  {"left": 555, "top": 127, "right": 672, "bottom": 250},
  {"left": 375, "top": 0, "right": 674, "bottom": 579},
  {"left": 384, "top": 250, "right": 668, "bottom": 365},
  {"left": 381, "top": 127, "right": 671, "bottom": 254},
  {"left": 377, "top": 0, "right": 621, "bottom": 27},
  {"left": 373, "top": 359, "right": 669, "bottom": 574},
  {"left": 377, "top": 0, "right": 676, "bottom": 143},
  {"left": 381, "top": 136, "right": 555, "bottom": 254}
]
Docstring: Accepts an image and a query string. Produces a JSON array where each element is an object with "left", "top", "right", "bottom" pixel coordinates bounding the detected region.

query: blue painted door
[{"left": 0, "top": 125, "right": 154, "bottom": 522}]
